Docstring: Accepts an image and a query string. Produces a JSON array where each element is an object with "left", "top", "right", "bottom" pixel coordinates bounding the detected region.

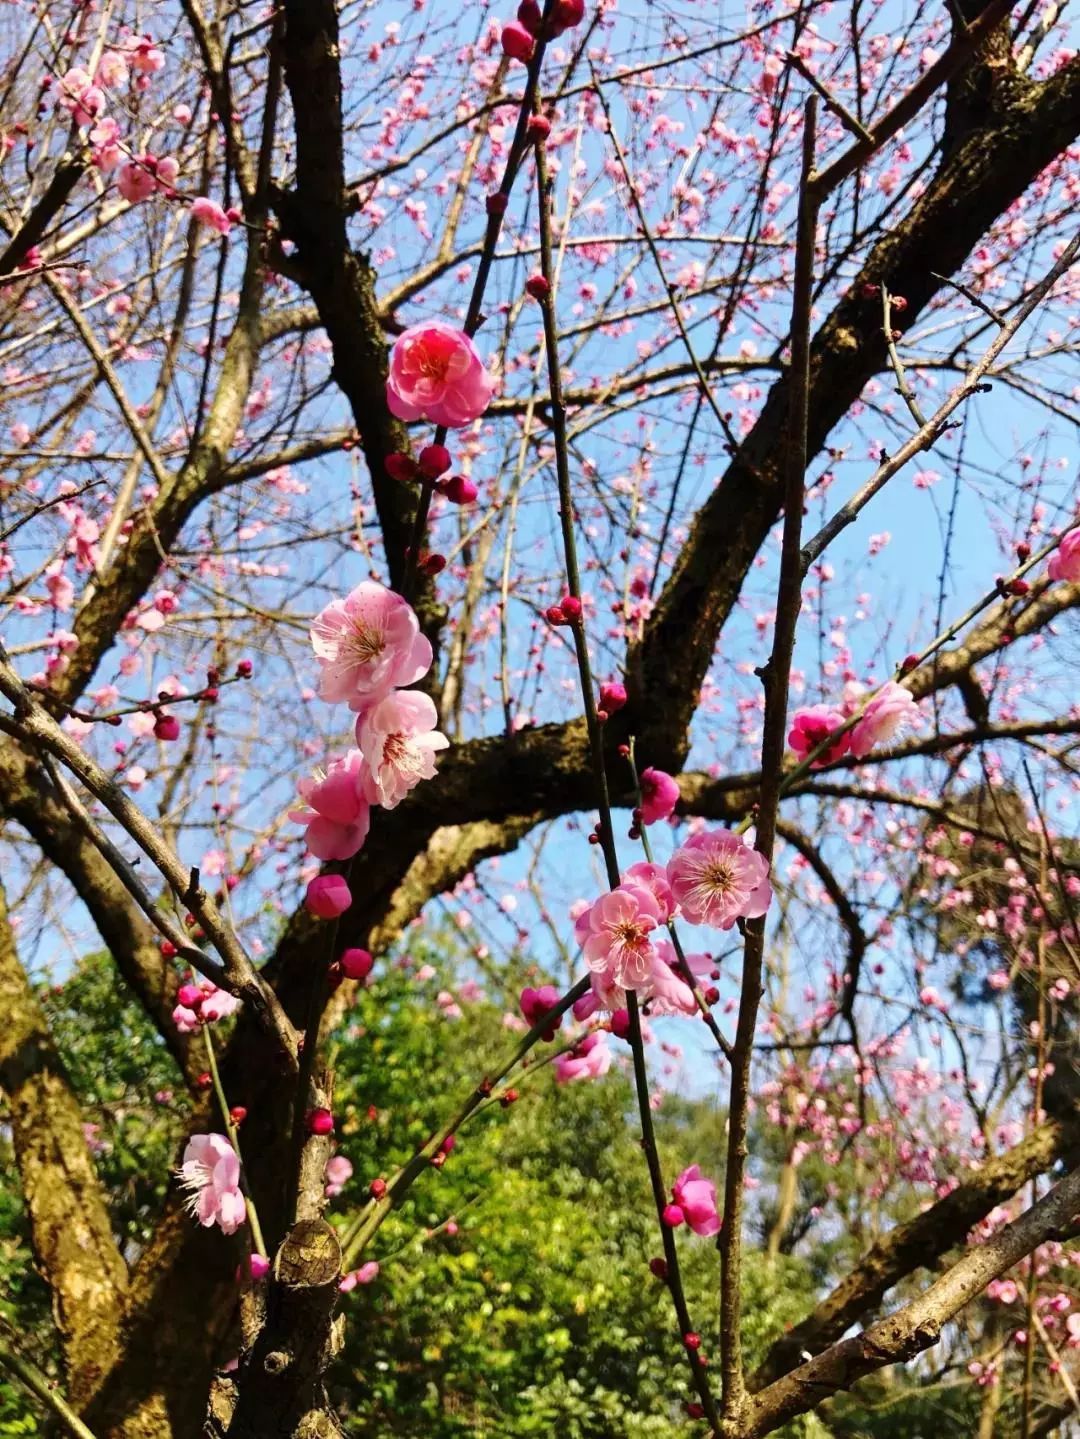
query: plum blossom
[
  {"left": 339, "top": 1261, "right": 379, "bottom": 1292},
  {"left": 554, "top": 1031, "right": 612, "bottom": 1083},
  {"left": 386, "top": 321, "right": 495, "bottom": 428},
  {"left": 646, "top": 942, "right": 713, "bottom": 1017},
  {"left": 848, "top": 681, "right": 920, "bottom": 759},
  {"left": 669, "top": 1165, "right": 721, "bottom": 1236},
  {"left": 667, "top": 828, "right": 772, "bottom": 930},
  {"left": 356, "top": 690, "right": 449, "bottom": 809},
  {"left": 621, "top": 861, "right": 676, "bottom": 922},
  {"left": 177, "top": 1134, "right": 246, "bottom": 1234},
  {"left": 56, "top": 68, "right": 106, "bottom": 126},
  {"left": 172, "top": 979, "right": 241, "bottom": 1032},
  {"left": 520, "top": 984, "right": 562, "bottom": 1039},
  {"left": 118, "top": 154, "right": 179, "bottom": 203},
  {"left": 580, "top": 883, "right": 663, "bottom": 989},
  {"left": 306, "top": 874, "right": 352, "bottom": 919},
  {"left": 191, "top": 196, "right": 232, "bottom": 235},
  {"left": 310, "top": 581, "right": 432, "bottom": 710},
  {"left": 289, "top": 749, "right": 371, "bottom": 860},
  {"left": 325, "top": 1154, "right": 354, "bottom": 1198},
  {"left": 1048, "top": 528, "right": 1080, "bottom": 583},
  {"left": 639, "top": 767, "right": 679, "bottom": 824},
  {"left": 788, "top": 704, "right": 850, "bottom": 766}
]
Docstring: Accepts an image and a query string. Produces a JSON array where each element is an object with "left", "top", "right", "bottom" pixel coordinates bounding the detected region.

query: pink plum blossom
[
  {"left": 621, "top": 861, "right": 676, "bottom": 922},
  {"left": 339, "top": 1261, "right": 379, "bottom": 1292},
  {"left": 645, "top": 942, "right": 713, "bottom": 1017},
  {"left": 56, "top": 68, "right": 106, "bottom": 126},
  {"left": 1048, "top": 528, "right": 1080, "bottom": 583},
  {"left": 520, "top": 984, "right": 562, "bottom": 1039},
  {"left": 554, "top": 1031, "right": 612, "bottom": 1083},
  {"left": 356, "top": 690, "right": 449, "bottom": 809},
  {"left": 848, "top": 681, "right": 920, "bottom": 759},
  {"left": 386, "top": 321, "right": 495, "bottom": 429},
  {"left": 191, "top": 196, "right": 232, "bottom": 235},
  {"left": 177, "top": 1134, "right": 246, "bottom": 1234},
  {"left": 310, "top": 581, "right": 432, "bottom": 709},
  {"left": 581, "top": 883, "right": 663, "bottom": 989},
  {"left": 639, "top": 767, "right": 679, "bottom": 824},
  {"left": 289, "top": 749, "right": 371, "bottom": 860},
  {"left": 96, "top": 52, "right": 130, "bottom": 88},
  {"left": 671, "top": 1164, "right": 721, "bottom": 1236},
  {"left": 788, "top": 704, "right": 850, "bottom": 766},
  {"left": 325, "top": 1154, "right": 354, "bottom": 1198},
  {"left": 667, "top": 828, "right": 772, "bottom": 930}
]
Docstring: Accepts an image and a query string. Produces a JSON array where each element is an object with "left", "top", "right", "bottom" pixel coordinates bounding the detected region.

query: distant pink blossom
[
  {"left": 848, "top": 681, "right": 920, "bottom": 759},
  {"left": 191, "top": 196, "right": 232, "bottom": 235},
  {"left": 386, "top": 321, "right": 495, "bottom": 429},
  {"left": 177, "top": 1134, "right": 246, "bottom": 1234},
  {"left": 356, "top": 690, "right": 449, "bottom": 809},
  {"left": 1048, "top": 529, "right": 1080, "bottom": 583},
  {"left": 310, "top": 581, "right": 432, "bottom": 709},
  {"left": 118, "top": 154, "right": 178, "bottom": 203},
  {"left": 788, "top": 704, "right": 850, "bottom": 766},
  {"left": 339, "top": 1261, "right": 379, "bottom": 1292},
  {"left": 96, "top": 52, "right": 130, "bottom": 88},
  {"left": 639, "top": 767, "right": 679, "bottom": 824},
  {"left": 581, "top": 884, "right": 662, "bottom": 989},
  {"left": 554, "top": 1032, "right": 612, "bottom": 1083},
  {"left": 667, "top": 829, "right": 772, "bottom": 930},
  {"left": 129, "top": 37, "right": 166, "bottom": 74},
  {"left": 56, "top": 68, "right": 106, "bottom": 126},
  {"left": 290, "top": 749, "right": 371, "bottom": 860},
  {"left": 325, "top": 1154, "right": 354, "bottom": 1198},
  {"left": 671, "top": 1164, "right": 721, "bottom": 1236}
]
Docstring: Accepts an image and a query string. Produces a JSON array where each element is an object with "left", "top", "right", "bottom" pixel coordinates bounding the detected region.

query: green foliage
[{"left": 323, "top": 946, "right": 817, "bottom": 1436}]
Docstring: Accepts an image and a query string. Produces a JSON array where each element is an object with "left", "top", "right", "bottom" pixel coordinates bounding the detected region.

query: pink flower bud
[
  {"left": 418, "top": 444, "right": 451, "bottom": 479},
  {"left": 550, "top": 0, "right": 585, "bottom": 32},
  {"left": 517, "top": 0, "right": 542, "bottom": 32},
  {"left": 177, "top": 983, "right": 203, "bottom": 1008},
  {"left": 610, "top": 1008, "right": 631, "bottom": 1039},
  {"left": 339, "top": 947, "right": 374, "bottom": 980},
  {"left": 249, "top": 1253, "right": 270, "bottom": 1280},
  {"left": 306, "top": 1107, "right": 335, "bottom": 1135},
  {"left": 560, "top": 594, "right": 583, "bottom": 620},
  {"left": 527, "top": 113, "right": 552, "bottom": 140},
  {"left": 501, "top": 19, "right": 536, "bottom": 61},
  {"left": 599, "top": 680, "right": 627, "bottom": 713},
  {"left": 525, "top": 273, "right": 550, "bottom": 300},
  {"left": 305, "top": 874, "right": 352, "bottom": 919},
  {"left": 154, "top": 713, "right": 180, "bottom": 741},
  {"left": 662, "top": 1202, "right": 685, "bottom": 1228},
  {"left": 442, "top": 475, "right": 478, "bottom": 505}
]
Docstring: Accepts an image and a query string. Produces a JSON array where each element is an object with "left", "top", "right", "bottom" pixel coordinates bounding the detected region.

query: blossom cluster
[
  {"left": 574, "top": 832, "right": 772, "bottom": 1005},
  {"left": 295, "top": 582, "right": 448, "bottom": 917},
  {"left": 788, "top": 679, "right": 920, "bottom": 768}
]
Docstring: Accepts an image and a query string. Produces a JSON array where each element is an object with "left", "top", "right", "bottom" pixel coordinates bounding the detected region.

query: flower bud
[
  {"left": 340, "top": 947, "right": 374, "bottom": 980},
  {"left": 599, "top": 680, "right": 627, "bottom": 713},
  {"left": 501, "top": 19, "right": 535, "bottom": 62},
  {"left": 305, "top": 874, "right": 352, "bottom": 919},
  {"left": 525, "top": 273, "right": 550, "bottom": 300},
  {"left": 662, "top": 1202, "right": 685, "bottom": 1228},
  {"left": 386, "top": 452, "right": 417, "bottom": 483},
  {"left": 154, "top": 713, "right": 180, "bottom": 741},
  {"left": 442, "top": 475, "right": 478, "bottom": 505},
  {"left": 306, "top": 1107, "right": 335, "bottom": 1135},
  {"left": 418, "top": 444, "right": 451, "bottom": 479}
]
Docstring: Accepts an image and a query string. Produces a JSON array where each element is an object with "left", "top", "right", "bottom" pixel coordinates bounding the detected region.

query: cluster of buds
[
  {"left": 544, "top": 593, "right": 583, "bottom": 625},
  {"left": 501, "top": 0, "right": 585, "bottom": 63},
  {"left": 386, "top": 445, "right": 478, "bottom": 505}
]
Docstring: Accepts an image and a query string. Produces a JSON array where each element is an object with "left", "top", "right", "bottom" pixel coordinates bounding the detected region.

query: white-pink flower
[
  {"left": 177, "top": 1134, "right": 246, "bottom": 1234},
  {"left": 191, "top": 196, "right": 232, "bottom": 235},
  {"left": 848, "top": 680, "right": 920, "bottom": 759},
  {"left": 581, "top": 883, "right": 663, "bottom": 989},
  {"left": 356, "top": 689, "right": 449, "bottom": 810},
  {"left": 56, "top": 68, "right": 106, "bottom": 126},
  {"left": 289, "top": 748, "right": 371, "bottom": 860},
  {"left": 554, "top": 1032, "right": 612, "bottom": 1083},
  {"left": 1048, "top": 529, "right": 1080, "bottom": 583},
  {"left": 310, "top": 581, "right": 432, "bottom": 710},
  {"left": 667, "top": 828, "right": 772, "bottom": 930}
]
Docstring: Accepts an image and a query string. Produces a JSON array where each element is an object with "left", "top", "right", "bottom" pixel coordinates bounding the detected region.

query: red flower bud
[
  {"left": 1017, "top": 542, "right": 1031, "bottom": 562},
  {"left": 370, "top": 1178, "right": 387, "bottom": 1199},
  {"left": 610, "top": 1008, "right": 631, "bottom": 1039},
  {"left": 154, "top": 713, "right": 180, "bottom": 741},
  {"left": 386, "top": 452, "right": 418, "bottom": 483},
  {"left": 649, "top": 1256, "right": 668, "bottom": 1280},
  {"left": 421, "top": 552, "right": 447, "bottom": 576},
  {"left": 339, "top": 947, "right": 374, "bottom": 981},
  {"left": 560, "top": 594, "right": 583, "bottom": 620},
  {"left": 306, "top": 1107, "right": 335, "bottom": 1135},
  {"left": 525, "top": 273, "right": 550, "bottom": 301},
  {"left": 517, "top": 0, "right": 542, "bottom": 32},
  {"left": 229, "top": 1106, "right": 247, "bottom": 1125},
  {"left": 418, "top": 444, "right": 451, "bottom": 479},
  {"left": 527, "top": 113, "right": 552, "bottom": 140},
  {"left": 177, "top": 983, "right": 202, "bottom": 1008},
  {"left": 486, "top": 192, "right": 509, "bottom": 216},
  {"left": 442, "top": 475, "right": 479, "bottom": 505},
  {"left": 544, "top": 605, "right": 565, "bottom": 624},
  {"left": 236, "top": 659, "right": 253, "bottom": 678},
  {"left": 683, "top": 1332, "right": 702, "bottom": 1350},
  {"left": 662, "top": 1202, "right": 685, "bottom": 1228},
  {"left": 160, "top": 939, "right": 178, "bottom": 957},
  {"left": 599, "top": 680, "right": 627, "bottom": 713},
  {"left": 195, "top": 1071, "right": 213, "bottom": 1090}
]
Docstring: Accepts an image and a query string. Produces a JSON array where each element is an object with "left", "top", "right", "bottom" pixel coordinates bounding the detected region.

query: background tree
[{"left": 0, "top": 0, "right": 1078, "bottom": 1435}]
